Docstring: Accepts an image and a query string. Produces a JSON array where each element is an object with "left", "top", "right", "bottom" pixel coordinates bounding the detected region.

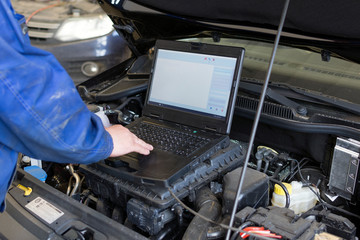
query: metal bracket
[{"left": 329, "top": 138, "right": 360, "bottom": 199}]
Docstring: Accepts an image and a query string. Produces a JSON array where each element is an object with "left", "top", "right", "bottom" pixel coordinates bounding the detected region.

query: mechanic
[{"left": 0, "top": 0, "right": 153, "bottom": 212}]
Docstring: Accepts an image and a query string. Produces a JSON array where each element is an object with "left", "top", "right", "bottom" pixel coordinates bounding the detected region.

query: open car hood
[{"left": 98, "top": 0, "right": 360, "bottom": 63}]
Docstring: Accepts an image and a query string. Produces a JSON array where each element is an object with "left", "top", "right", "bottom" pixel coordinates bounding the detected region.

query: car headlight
[{"left": 54, "top": 14, "right": 114, "bottom": 42}]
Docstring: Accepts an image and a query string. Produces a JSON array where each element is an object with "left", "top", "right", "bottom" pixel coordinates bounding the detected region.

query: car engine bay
[{"left": 12, "top": 52, "right": 360, "bottom": 240}]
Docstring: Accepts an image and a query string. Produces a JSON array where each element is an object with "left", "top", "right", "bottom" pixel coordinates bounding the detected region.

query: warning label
[{"left": 25, "top": 197, "right": 64, "bottom": 224}]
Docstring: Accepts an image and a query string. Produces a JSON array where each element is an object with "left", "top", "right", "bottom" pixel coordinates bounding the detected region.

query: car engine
[{"left": 18, "top": 55, "right": 360, "bottom": 240}]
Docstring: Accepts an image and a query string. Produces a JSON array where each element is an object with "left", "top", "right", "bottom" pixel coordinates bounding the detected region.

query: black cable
[
  {"left": 322, "top": 202, "right": 360, "bottom": 220},
  {"left": 290, "top": 158, "right": 308, "bottom": 182},
  {"left": 287, "top": 158, "right": 324, "bottom": 203},
  {"left": 299, "top": 202, "right": 360, "bottom": 221},
  {"left": 308, "top": 184, "right": 324, "bottom": 204},
  {"left": 230, "top": 221, "right": 253, "bottom": 240},
  {"left": 269, "top": 178, "right": 290, "bottom": 208},
  {"left": 263, "top": 160, "right": 270, "bottom": 174},
  {"left": 275, "top": 161, "right": 291, "bottom": 181},
  {"left": 284, "top": 158, "right": 308, "bottom": 182},
  {"left": 271, "top": 165, "right": 282, "bottom": 179},
  {"left": 167, "top": 188, "right": 276, "bottom": 240},
  {"left": 44, "top": 162, "right": 53, "bottom": 173}
]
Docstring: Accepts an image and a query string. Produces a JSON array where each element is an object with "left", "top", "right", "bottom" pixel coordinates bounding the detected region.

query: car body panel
[{"left": 100, "top": 0, "right": 360, "bottom": 63}]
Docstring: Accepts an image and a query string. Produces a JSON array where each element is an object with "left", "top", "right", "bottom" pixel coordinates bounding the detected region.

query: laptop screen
[{"left": 147, "top": 49, "right": 237, "bottom": 119}]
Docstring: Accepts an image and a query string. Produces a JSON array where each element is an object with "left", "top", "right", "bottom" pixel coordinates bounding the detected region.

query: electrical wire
[
  {"left": 167, "top": 188, "right": 278, "bottom": 240},
  {"left": 287, "top": 158, "right": 324, "bottom": 203},
  {"left": 321, "top": 202, "right": 360, "bottom": 220},
  {"left": 269, "top": 178, "right": 290, "bottom": 208},
  {"left": 271, "top": 165, "right": 282, "bottom": 179},
  {"left": 284, "top": 158, "right": 308, "bottom": 182},
  {"left": 230, "top": 221, "right": 252, "bottom": 240},
  {"left": 26, "top": 0, "right": 63, "bottom": 24},
  {"left": 299, "top": 202, "right": 360, "bottom": 221}
]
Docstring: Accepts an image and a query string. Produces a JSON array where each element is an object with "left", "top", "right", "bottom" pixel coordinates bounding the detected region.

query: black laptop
[{"left": 104, "top": 40, "right": 245, "bottom": 187}]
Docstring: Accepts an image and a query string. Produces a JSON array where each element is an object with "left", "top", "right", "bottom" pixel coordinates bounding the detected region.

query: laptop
[{"left": 103, "top": 39, "right": 245, "bottom": 187}]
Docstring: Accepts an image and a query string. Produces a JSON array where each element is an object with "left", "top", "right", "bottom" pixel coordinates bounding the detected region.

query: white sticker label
[{"left": 25, "top": 197, "right": 64, "bottom": 224}]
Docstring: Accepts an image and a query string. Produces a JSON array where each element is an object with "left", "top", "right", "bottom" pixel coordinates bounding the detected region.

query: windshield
[{"left": 181, "top": 38, "right": 360, "bottom": 105}]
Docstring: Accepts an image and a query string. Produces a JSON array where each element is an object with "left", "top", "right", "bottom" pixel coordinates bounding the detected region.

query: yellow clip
[{"left": 17, "top": 184, "right": 32, "bottom": 197}]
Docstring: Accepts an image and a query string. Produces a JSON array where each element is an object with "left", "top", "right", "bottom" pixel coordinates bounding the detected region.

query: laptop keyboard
[{"left": 130, "top": 122, "right": 211, "bottom": 156}]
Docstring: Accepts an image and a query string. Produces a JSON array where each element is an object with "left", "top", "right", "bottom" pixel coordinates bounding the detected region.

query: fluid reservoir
[{"left": 271, "top": 181, "right": 318, "bottom": 214}]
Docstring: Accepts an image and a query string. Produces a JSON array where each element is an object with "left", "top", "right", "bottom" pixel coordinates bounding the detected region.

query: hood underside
[{"left": 99, "top": 0, "right": 360, "bottom": 63}]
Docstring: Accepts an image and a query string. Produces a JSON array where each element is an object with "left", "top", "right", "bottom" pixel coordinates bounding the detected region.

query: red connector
[{"left": 240, "top": 226, "right": 282, "bottom": 239}]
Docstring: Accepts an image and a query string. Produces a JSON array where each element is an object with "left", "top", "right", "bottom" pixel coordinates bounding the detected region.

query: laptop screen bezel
[{"left": 143, "top": 40, "right": 245, "bottom": 135}]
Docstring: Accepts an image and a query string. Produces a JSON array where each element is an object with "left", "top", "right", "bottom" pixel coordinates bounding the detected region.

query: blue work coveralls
[{"left": 0, "top": 0, "right": 113, "bottom": 212}]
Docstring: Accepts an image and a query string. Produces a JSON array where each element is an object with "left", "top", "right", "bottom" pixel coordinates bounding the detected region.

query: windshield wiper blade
[{"left": 239, "top": 82, "right": 308, "bottom": 117}]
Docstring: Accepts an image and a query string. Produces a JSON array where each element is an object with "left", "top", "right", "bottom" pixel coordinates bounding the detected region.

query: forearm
[{"left": 0, "top": 39, "right": 113, "bottom": 164}]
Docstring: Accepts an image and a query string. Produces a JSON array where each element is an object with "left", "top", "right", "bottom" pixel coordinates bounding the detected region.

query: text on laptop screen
[{"left": 148, "top": 49, "right": 237, "bottom": 118}]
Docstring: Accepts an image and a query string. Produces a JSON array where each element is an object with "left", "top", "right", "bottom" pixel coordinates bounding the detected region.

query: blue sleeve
[{"left": 0, "top": 0, "right": 113, "bottom": 164}]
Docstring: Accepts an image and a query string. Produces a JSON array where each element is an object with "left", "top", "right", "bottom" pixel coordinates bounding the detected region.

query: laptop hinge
[{"left": 204, "top": 126, "right": 217, "bottom": 132}]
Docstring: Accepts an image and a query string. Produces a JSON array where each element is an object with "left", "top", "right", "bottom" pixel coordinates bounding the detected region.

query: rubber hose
[{"left": 182, "top": 187, "right": 221, "bottom": 240}]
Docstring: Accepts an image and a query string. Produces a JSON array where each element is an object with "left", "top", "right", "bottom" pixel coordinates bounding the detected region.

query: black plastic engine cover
[
  {"left": 80, "top": 141, "right": 246, "bottom": 210},
  {"left": 222, "top": 167, "right": 269, "bottom": 215}
]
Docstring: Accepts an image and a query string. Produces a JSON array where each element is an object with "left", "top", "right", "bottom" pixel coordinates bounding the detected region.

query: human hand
[{"left": 105, "top": 125, "right": 153, "bottom": 157}]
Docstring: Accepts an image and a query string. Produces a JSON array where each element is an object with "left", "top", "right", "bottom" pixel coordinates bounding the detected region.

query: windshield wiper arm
[
  {"left": 271, "top": 82, "right": 360, "bottom": 116},
  {"left": 240, "top": 82, "right": 308, "bottom": 116}
]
